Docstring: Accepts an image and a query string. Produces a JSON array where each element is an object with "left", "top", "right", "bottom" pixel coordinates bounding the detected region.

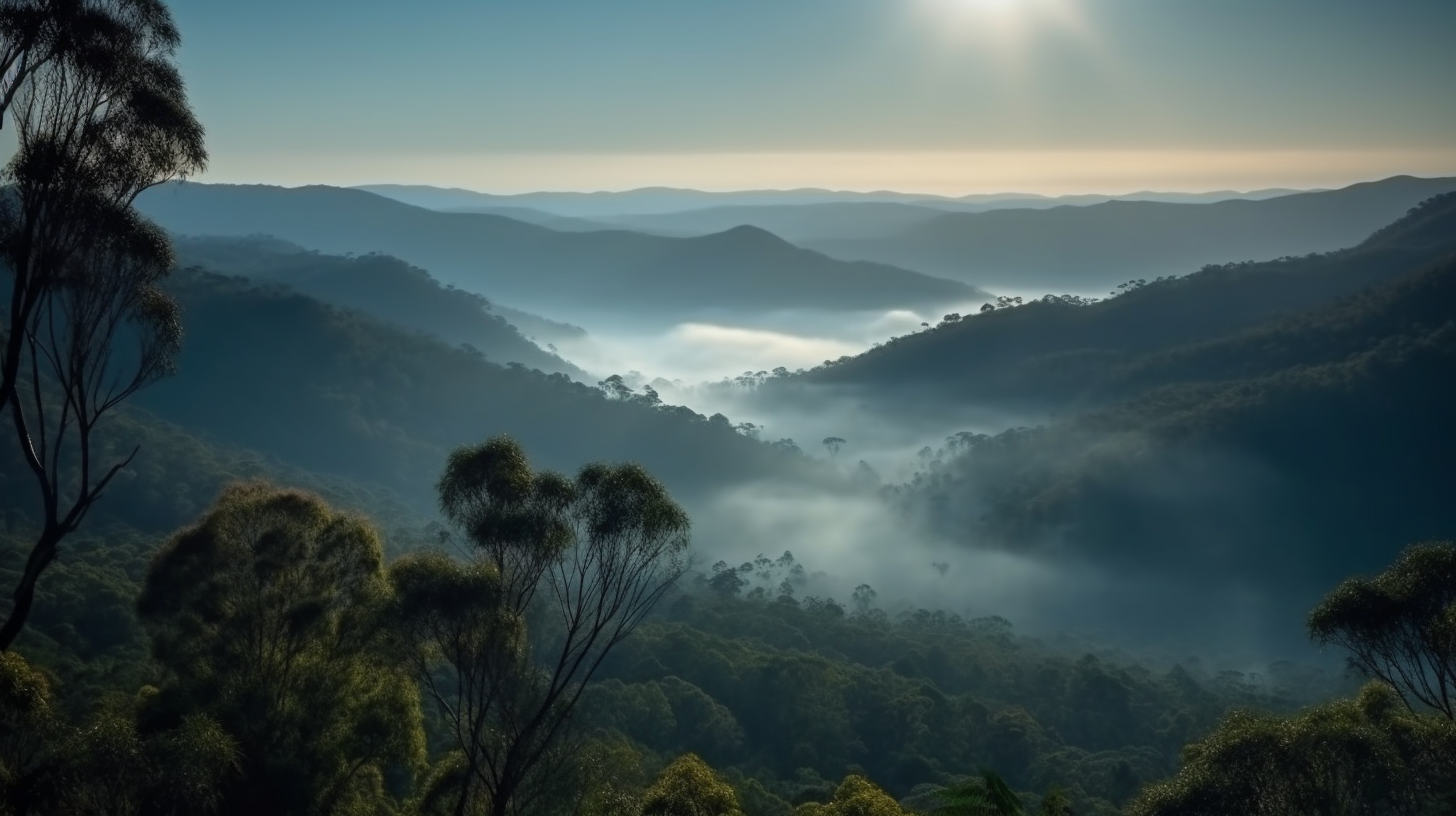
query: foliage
[
  {"left": 0, "top": 650, "right": 56, "bottom": 809},
  {"left": 577, "top": 578, "right": 1334, "bottom": 815},
  {"left": 1308, "top": 540, "right": 1456, "bottom": 719},
  {"left": 391, "top": 436, "right": 691, "bottom": 816},
  {"left": 1127, "top": 681, "right": 1456, "bottom": 816},
  {"left": 932, "top": 772, "right": 1023, "bottom": 816},
  {"left": 642, "top": 753, "right": 745, "bottom": 816},
  {"left": 137, "top": 483, "right": 425, "bottom": 816},
  {"left": 0, "top": 0, "right": 206, "bottom": 650},
  {"left": 1, "top": 649, "right": 237, "bottom": 816},
  {"left": 794, "top": 775, "right": 907, "bottom": 816},
  {"left": 38, "top": 702, "right": 239, "bottom": 816}
]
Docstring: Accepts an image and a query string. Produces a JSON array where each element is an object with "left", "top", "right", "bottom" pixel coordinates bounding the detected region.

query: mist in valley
[{"left": 514, "top": 294, "right": 1345, "bottom": 667}]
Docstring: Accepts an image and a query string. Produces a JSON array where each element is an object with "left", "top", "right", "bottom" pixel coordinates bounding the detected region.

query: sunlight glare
[{"left": 909, "top": 0, "right": 1094, "bottom": 58}]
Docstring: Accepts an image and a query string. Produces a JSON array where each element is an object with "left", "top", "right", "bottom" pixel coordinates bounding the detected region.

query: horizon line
[{"left": 172, "top": 173, "right": 1456, "bottom": 202}]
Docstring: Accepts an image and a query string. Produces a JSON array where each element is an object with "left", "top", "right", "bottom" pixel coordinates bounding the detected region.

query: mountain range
[
  {"left": 793, "top": 187, "right": 1456, "bottom": 410},
  {"left": 137, "top": 183, "right": 983, "bottom": 320},
  {"left": 807, "top": 175, "right": 1456, "bottom": 291},
  {"left": 356, "top": 183, "right": 1310, "bottom": 218}
]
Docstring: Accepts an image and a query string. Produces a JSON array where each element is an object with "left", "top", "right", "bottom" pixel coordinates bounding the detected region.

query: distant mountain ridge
[
  {"left": 807, "top": 175, "right": 1456, "bottom": 291},
  {"left": 356, "top": 183, "right": 1310, "bottom": 219},
  {"left": 592, "top": 201, "right": 958, "bottom": 243},
  {"left": 136, "top": 183, "right": 983, "bottom": 320}
]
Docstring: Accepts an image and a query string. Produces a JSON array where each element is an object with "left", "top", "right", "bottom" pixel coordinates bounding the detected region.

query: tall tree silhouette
[
  {"left": 390, "top": 436, "right": 691, "bottom": 816},
  {"left": 0, "top": 0, "right": 205, "bottom": 650}
]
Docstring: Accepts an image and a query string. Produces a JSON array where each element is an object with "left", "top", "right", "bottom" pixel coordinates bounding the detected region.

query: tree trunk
[
  {"left": 0, "top": 525, "right": 60, "bottom": 652},
  {"left": 453, "top": 776, "right": 473, "bottom": 816},
  {"left": 489, "top": 775, "right": 515, "bottom": 816}
]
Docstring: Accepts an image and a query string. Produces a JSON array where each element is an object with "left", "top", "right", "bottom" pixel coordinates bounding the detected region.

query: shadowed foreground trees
[
  {"left": 0, "top": 650, "right": 237, "bottom": 815},
  {"left": 1129, "top": 541, "right": 1456, "bottom": 815},
  {"left": 1128, "top": 682, "right": 1456, "bottom": 816},
  {"left": 390, "top": 436, "right": 692, "bottom": 816}
]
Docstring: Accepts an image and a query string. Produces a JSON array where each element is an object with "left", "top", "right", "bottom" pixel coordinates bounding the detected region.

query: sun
[
  {"left": 934, "top": 0, "right": 1029, "bottom": 16},
  {"left": 908, "top": 0, "right": 1096, "bottom": 58}
]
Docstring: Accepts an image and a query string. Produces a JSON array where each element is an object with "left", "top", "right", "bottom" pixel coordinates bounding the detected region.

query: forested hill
[
  {"left": 135, "top": 183, "right": 983, "bottom": 318},
  {"left": 809, "top": 175, "right": 1456, "bottom": 290},
  {"left": 889, "top": 229, "right": 1456, "bottom": 622},
  {"left": 793, "top": 192, "right": 1456, "bottom": 412},
  {"left": 172, "top": 236, "right": 588, "bottom": 378},
  {"left": 133, "top": 269, "right": 818, "bottom": 507}
]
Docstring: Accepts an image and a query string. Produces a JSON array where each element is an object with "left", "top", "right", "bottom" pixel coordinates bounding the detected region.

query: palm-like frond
[{"left": 931, "top": 771, "right": 1023, "bottom": 816}]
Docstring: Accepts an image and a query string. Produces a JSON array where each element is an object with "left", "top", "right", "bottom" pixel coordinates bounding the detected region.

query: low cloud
[
  {"left": 552, "top": 321, "right": 861, "bottom": 385},
  {"left": 664, "top": 323, "right": 861, "bottom": 376}
]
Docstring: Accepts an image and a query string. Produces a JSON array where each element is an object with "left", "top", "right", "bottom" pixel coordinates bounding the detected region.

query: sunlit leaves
[
  {"left": 1128, "top": 681, "right": 1456, "bottom": 816},
  {"left": 795, "top": 774, "right": 908, "bottom": 816},
  {"left": 137, "top": 482, "right": 424, "bottom": 816},
  {"left": 641, "top": 753, "right": 744, "bottom": 816}
]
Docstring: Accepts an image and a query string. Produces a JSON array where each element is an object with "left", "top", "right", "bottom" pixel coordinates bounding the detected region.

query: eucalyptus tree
[
  {"left": 1131, "top": 544, "right": 1456, "bottom": 815},
  {"left": 0, "top": 0, "right": 205, "bottom": 651},
  {"left": 796, "top": 775, "right": 910, "bottom": 816},
  {"left": 1128, "top": 682, "right": 1456, "bottom": 816},
  {"left": 138, "top": 483, "right": 426, "bottom": 816},
  {"left": 640, "top": 753, "right": 743, "bottom": 816},
  {"left": 390, "top": 436, "right": 691, "bottom": 816},
  {"left": 2, "top": 648, "right": 238, "bottom": 816},
  {"left": 1308, "top": 540, "right": 1456, "bottom": 719}
]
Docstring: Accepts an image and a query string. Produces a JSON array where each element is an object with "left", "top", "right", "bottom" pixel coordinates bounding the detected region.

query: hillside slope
[
  {"left": 792, "top": 192, "right": 1456, "bottom": 412},
  {"left": 134, "top": 270, "right": 817, "bottom": 507},
  {"left": 173, "top": 236, "right": 589, "bottom": 377},
  {"left": 885, "top": 218, "right": 1456, "bottom": 629}
]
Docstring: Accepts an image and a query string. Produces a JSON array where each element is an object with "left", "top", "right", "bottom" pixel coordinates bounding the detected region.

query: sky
[{"left": 167, "top": 0, "right": 1456, "bottom": 194}]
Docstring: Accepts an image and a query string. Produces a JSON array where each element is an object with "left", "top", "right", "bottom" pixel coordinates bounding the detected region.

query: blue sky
[{"left": 167, "top": 0, "right": 1456, "bottom": 193}]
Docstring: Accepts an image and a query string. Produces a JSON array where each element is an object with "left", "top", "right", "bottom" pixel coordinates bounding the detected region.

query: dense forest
[{"left": 3, "top": 1, "right": 1455, "bottom": 815}]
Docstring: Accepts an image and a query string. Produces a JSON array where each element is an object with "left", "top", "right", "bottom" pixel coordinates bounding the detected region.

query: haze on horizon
[{"left": 163, "top": 0, "right": 1455, "bottom": 195}]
